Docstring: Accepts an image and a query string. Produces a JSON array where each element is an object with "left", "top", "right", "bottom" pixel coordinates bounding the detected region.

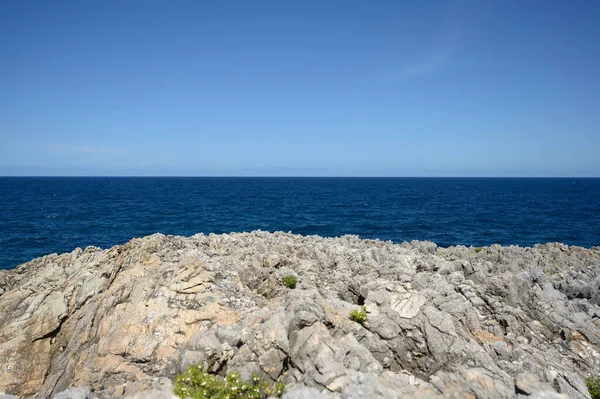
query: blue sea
[{"left": 0, "top": 177, "right": 599, "bottom": 269}]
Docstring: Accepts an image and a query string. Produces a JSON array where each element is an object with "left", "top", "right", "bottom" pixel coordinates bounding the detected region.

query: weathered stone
[
  {"left": 263, "top": 253, "right": 282, "bottom": 268},
  {"left": 515, "top": 372, "right": 546, "bottom": 395},
  {"left": 52, "top": 387, "right": 92, "bottom": 399},
  {"left": 390, "top": 287, "right": 425, "bottom": 319},
  {"left": 282, "top": 386, "right": 327, "bottom": 399},
  {"left": 259, "top": 348, "right": 287, "bottom": 379},
  {"left": 0, "top": 232, "right": 597, "bottom": 399}
]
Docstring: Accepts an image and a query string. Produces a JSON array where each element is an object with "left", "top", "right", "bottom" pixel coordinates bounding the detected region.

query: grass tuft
[
  {"left": 174, "top": 365, "right": 284, "bottom": 399},
  {"left": 282, "top": 275, "right": 298, "bottom": 289},
  {"left": 586, "top": 377, "right": 600, "bottom": 399},
  {"left": 350, "top": 306, "right": 368, "bottom": 324}
]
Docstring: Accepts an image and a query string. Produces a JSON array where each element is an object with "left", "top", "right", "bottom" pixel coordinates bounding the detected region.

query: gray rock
[
  {"left": 0, "top": 232, "right": 598, "bottom": 399},
  {"left": 529, "top": 392, "right": 570, "bottom": 399},
  {"left": 276, "top": 267, "right": 298, "bottom": 280},
  {"left": 283, "top": 386, "right": 327, "bottom": 399},
  {"left": 515, "top": 372, "right": 546, "bottom": 395},
  {"left": 124, "top": 386, "right": 178, "bottom": 399},
  {"left": 52, "top": 387, "right": 92, "bottom": 399},
  {"left": 390, "top": 288, "right": 425, "bottom": 319}
]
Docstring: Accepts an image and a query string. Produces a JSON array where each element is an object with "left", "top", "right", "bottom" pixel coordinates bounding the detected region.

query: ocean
[{"left": 0, "top": 177, "right": 598, "bottom": 269}]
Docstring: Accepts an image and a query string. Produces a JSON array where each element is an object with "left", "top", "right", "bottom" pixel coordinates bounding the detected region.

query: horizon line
[{"left": 1, "top": 175, "right": 598, "bottom": 179}]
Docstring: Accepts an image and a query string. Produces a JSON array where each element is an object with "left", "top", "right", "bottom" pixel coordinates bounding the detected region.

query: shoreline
[
  {"left": 1, "top": 231, "right": 599, "bottom": 398},
  {"left": 4, "top": 231, "right": 599, "bottom": 272}
]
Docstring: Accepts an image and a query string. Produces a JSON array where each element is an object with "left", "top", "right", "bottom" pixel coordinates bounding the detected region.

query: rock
[
  {"left": 259, "top": 348, "right": 287, "bottom": 379},
  {"left": 264, "top": 253, "right": 282, "bottom": 268},
  {"left": 52, "top": 387, "right": 92, "bottom": 399},
  {"left": 283, "top": 386, "right": 327, "bottom": 399},
  {"left": 276, "top": 267, "right": 298, "bottom": 280},
  {"left": 390, "top": 287, "right": 426, "bottom": 319},
  {"left": 0, "top": 232, "right": 598, "bottom": 398},
  {"left": 123, "top": 386, "right": 179, "bottom": 399},
  {"left": 515, "top": 372, "right": 546, "bottom": 395},
  {"left": 529, "top": 392, "right": 570, "bottom": 399}
]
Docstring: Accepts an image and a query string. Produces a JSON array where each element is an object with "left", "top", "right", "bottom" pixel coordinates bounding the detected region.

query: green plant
[
  {"left": 282, "top": 275, "right": 298, "bottom": 289},
  {"left": 350, "top": 306, "right": 368, "bottom": 324},
  {"left": 174, "top": 365, "right": 285, "bottom": 399},
  {"left": 474, "top": 247, "right": 483, "bottom": 253},
  {"left": 543, "top": 269, "right": 555, "bottom": 276},
  {"left": 586, "top": 377, "right": 600, "bottom": 399}
]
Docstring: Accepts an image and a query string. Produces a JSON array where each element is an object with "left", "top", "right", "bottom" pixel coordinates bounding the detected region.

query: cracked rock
[{"left": 0, "top": 232, "right": 598, "bottom": 398}]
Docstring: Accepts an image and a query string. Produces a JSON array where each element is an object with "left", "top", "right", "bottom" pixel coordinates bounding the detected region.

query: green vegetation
[
  {"left": 174, "top": 365, "right": 285, "bottom": 399},
  {"left": 350, "top": 306, "right": 368, "bottom": 324},
  {"left": 282, "top": 275, "right": 298, "bottom": 289},
  {"left": 474, "top": 247, "right": 483, "bottom": 253},
  {"left": 543, "top": 269, "right": 555, "bottom": 276},
  {"left": 586, "top": 377, "right": 600, "bottom": 399}
]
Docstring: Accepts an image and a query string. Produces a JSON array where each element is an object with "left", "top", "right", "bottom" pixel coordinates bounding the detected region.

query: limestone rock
[
  {"left": 390, "top": 287, "right": 426, "bottom": 319},
  {"left": 0, "top": 232, "right": 598, "bottom": 398},
  {"left": 52, "top": 387, "right": 92, "bottom": 399}
]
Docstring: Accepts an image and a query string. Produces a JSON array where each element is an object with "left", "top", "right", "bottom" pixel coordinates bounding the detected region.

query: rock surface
[{"left": 0, "top": 232, "right": 599, "bottom": 398}]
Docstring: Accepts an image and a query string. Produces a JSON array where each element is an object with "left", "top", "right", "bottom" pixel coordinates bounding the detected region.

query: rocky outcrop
[{"left": 0, "top": 232, "right": 599, "bottom": 398}]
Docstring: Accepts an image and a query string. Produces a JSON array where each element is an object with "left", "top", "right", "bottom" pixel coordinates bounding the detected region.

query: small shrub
[
  {"left": 174, "top": 365, "right": 284, "bottom": 399},
  {"left": 282, "top": 275, "right": 297, "bottom": 289},
  {"left": 587, "top": 377, "right": 600, "bottom": 399},
  {"left": 543, "top": 269, "right": 555, "bottom": 276},
  {"left": 350, "top": 306, "right": 368, "bottom": 324},
  {"left": 474, "top": 247, "right": 483, "bottom": 253}
]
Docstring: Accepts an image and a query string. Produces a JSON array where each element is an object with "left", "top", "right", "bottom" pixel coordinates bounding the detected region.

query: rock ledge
[{"left": 0, "top": 232, "right": 599, "bottom": 398}]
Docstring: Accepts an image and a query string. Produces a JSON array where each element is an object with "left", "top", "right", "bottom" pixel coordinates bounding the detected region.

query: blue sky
[{"left": 1, "top": 1, "right": 599, "bottom": 176}]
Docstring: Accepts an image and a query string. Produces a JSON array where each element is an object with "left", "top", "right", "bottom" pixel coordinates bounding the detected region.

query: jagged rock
[
  {"left": 390, "top": 287, "right": 426, "bottom": 319},
  {"left": 0, "top": 232, "right": 598, "bottom": 398},
  {"left": 515, "top": 372, "right": 547, "bottom": 395}
]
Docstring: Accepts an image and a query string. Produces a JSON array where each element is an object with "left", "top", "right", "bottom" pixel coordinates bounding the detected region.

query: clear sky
[{"left": 1, "top": 1, "right": 599, "bottom": 177}]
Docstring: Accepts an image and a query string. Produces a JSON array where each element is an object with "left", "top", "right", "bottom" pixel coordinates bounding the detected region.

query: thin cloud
[
  {"left": 393, "top": 3, "right": 468, "bottom": 82},
  {"left": 393, "top": 49, "right": 450, "bottom": 81}
]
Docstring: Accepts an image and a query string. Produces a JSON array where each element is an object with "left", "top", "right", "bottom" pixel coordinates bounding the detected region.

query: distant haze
[{"left": 1, "top": 1, "right": 599, "bottom": 177}]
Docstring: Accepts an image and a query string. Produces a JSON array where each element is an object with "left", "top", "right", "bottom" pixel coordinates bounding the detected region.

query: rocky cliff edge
[{"left": 0, "top": 232, "right": 599, "bottom": 398}]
